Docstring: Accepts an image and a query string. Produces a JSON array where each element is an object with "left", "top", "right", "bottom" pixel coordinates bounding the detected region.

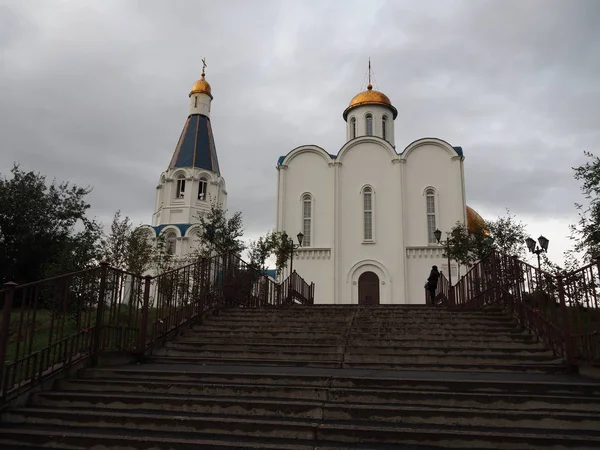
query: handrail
[
  {"left": 0, "top": 252, "right": 315, "bottom": 406},
  {"left": 448, "top": 251, "right": 600, "bottom": 366}
]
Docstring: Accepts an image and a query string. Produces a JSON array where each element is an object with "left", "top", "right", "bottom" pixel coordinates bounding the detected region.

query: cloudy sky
[{"left": 1, "top": 0, "right": 599, "bottom": 266}]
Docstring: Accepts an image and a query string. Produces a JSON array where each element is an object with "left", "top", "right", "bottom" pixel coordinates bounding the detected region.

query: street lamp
[
  {"left": 434, "top": 229, "right": 452, "bottom": 288},
  {"left": 283, "top": 231, "right": 304, "bottom": 274},
  {"left": 526, "top": 235, "right": 549, "bottom": 270}
]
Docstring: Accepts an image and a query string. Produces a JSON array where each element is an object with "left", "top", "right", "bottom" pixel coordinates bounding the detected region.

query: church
[
  {"left": 141, "top": 64, "right": 228, "bottom": 258},
  {"left": 275, "top": 68, "right": 484, "bottom": 305},
  {"left": 143, "top": 63, "right": 485, "bottom": 304}
]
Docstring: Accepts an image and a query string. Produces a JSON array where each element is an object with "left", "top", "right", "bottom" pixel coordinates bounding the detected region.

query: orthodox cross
[{"left": 202, "top": 58, "right": 207, "bottom": 77}]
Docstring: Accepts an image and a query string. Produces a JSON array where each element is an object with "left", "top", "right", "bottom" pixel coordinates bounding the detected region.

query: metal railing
[
  {"left": 0, "top": 252, "right": 315, "bottom": 405},
  {"left": 449, "top": 252, "right": 600, "bottom": 366}
]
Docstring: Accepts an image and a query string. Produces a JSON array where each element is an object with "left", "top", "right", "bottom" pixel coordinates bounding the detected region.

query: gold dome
[
  {"left": 343, "top": 84, "right": 397, "bottom": 120},
  {"left": 189, "top": 74, "right": 212, "bottom": 98},
  {"left": 466, "top": 206, "right": 487, "bottom": 234}
]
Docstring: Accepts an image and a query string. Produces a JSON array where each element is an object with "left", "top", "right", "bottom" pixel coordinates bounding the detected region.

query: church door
[{"left": 358, "top": 271, "right": 380, "bottom": 305}]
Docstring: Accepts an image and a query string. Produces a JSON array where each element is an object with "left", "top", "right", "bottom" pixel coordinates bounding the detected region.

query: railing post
[
  {"left": 310, "top": 282, "right": 315, "bottom": 304},
  {"left": 556, "top": 275, "right": 574, "bottom": 365},
  {"left": 137, "top": 275, "right": 152, "bottom": 361},
  {"left": 91, "top": 262, "right": 109, "bottom": 367},
  {"left": 0, "top": 282, "right": 17, "bottom": 400}
]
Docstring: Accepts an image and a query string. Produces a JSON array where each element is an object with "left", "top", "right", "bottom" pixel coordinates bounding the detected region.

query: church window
[
  {"left": 363, "top": 187, "right": 373, "bottom": 241},
  {"left": 165, "top": 232, "right": 177, "bottom": 254},
  {"left": 302, "top": 194, "right": 312, "bottom": 247},
  {"left": 426, "top": 189, "right": 437, "bottom": 244},
  {"left": 351, "top": 117, "right": 356, "bottom": 139},
  {"left": 175, "top": 177, "right": 186, "bottom": 199},
  {"left": 382, "top": 116, "right": 388, "bottom": 141},
  {"left": 198, "top": 177, "right": 208, "bottom": 200},
  {"left": 194, "top": 96, "right": 198, "bottom": 108},
  {"left": 366, "top": 114, "right": 373, "bottom": 136}
]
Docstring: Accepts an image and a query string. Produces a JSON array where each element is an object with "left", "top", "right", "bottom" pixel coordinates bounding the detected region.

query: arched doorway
[{"left": 358, "top": 271, "right": 380, "bottom": 305}]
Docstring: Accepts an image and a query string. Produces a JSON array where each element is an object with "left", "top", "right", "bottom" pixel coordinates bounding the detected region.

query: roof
[
  {"left": 168, "top": 114, "right": 220, "bottom": 175},
  {"left": 277, "top": 141, "right": 464, "bottom": 165}
]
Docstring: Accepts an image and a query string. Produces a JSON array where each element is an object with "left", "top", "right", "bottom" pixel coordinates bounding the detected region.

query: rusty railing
[
  {"left": 0, "top": 251, "right": 315, "bottom": 405},
  {"left": 450, "top": 252, "right": 600, "bottom": 366}
]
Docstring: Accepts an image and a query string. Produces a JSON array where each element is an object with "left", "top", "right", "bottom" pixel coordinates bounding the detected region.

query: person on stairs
[{"left": 426, "top": 265, "right": 440, "bottom": 305}]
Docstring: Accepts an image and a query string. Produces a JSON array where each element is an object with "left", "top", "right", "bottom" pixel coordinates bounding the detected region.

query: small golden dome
[
  {"left": 189, "top": 74, "right": 212, "bottom": 98},
  {"left": 466, "top": 206, "right": 487, "bottom": 234},
  {"left": 343, "top": 84, "right": 397, "bottom": 120}
]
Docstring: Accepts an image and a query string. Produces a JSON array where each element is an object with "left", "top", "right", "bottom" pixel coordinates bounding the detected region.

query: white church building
[
  {"left": 275, "top": 75, "right": 484, "bottom": 305},
  {"left": 141, "top": 64, "right": 484, "bottom": 304}
]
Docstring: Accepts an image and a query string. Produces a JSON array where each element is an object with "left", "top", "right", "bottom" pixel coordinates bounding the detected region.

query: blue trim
[{"left": 146, "top": 223, "right": 198, "bottom": 237}]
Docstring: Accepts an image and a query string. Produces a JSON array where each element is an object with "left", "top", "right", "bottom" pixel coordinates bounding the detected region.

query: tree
[
  {"left": 444, "top": 210, "right": 527, "bottom": 281},
  {"left": 570, "top": 151, "right": 600, "bottom": 259},
  {"left": 486, "top": 210, "right": 528, "bottom": 258},
  {"left": 102, "top": 211, "right": 154, "bottom": 275},
  {"left": 0, "top": 165, "right": 103, "bottom": 284},
  {"left": 247, "top": 231, "right": 294, "bottom": 277},
  {"left": 192, "top": 199, "right": 245, "bottom": 258}
]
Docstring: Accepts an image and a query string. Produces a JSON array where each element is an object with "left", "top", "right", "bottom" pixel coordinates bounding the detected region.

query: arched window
[
  {"left": 194, "top": 96, "right": 198, "bottom": 108},
  {"left": 302, "top": 194, "right": 312, "bottom": 247},
  {"left": 165, "top": 232, "right": 177, "bottom": 254},
  {"left": 175, "top": 175, "right": 186, "bottom": 199},
  {"left": 426, "top": 189, "right": 437, "bottom": 244},
  {"left": 351, "top": 117, "right": 356, "bottom": 139},
  {"left": 198, "top": 177, "right": 208, "bottom": 200},
  {"left": 382, "top": 116, "right": 388, "bottom": 141},
  {"left": 363, "top": 187, "right": 373, "bottom": 241},
  {"left": 366, "top": 114, "right": 373, "bottom": 136}
]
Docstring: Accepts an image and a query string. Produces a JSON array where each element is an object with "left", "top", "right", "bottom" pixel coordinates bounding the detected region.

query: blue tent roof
[{"left": 169, "top": 114, "right": 220, "bottom": 175}]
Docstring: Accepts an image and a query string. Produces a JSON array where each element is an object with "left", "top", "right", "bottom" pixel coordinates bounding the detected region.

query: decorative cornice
[{"left": 295, "top": 248, "right": 332, "bottom": 260}]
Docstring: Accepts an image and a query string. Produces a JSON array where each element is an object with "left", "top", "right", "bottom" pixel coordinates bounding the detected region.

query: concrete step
[
  {"left": 3, "top": 425, "right": 600, "bottom": 450},
  {"left": 5, "top": 403, "right": 600, "bottom": 435},
  {"left": 154, "top": 346, "right": 557, "bottom": 364},
  {"left": 0, "top": 427, "right": 313, "bottom": 450},
  {"left": 144, "top": 356, "right": 565, "bottom": 373},
  {"left": 341, "top": 361, "right": 566, "bottom": 374},
  {"left": 78, "top": 367, "right": 600, "bottom": 398},
  {"left": 165, "top": 341, "right": 342, "bottom": 353},
  {"left": 154, "top": 347, "right": 343, "bottom": 361},
  {"left": 146, "top": 355, "right": 343, "bottom": 368},
  {"left": 345, "top": 345, "right": 554, "bottom": 356},
  {"left": 166, "top": 340, "right": 548, "bottom": 354},
  {"left": 56, "top": 378, "right": 600, "bottom": 412}
]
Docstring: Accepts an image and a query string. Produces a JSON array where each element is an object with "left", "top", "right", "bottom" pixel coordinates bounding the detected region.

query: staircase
[{"left": 2, "top": 305, "right": 600, "bottom": 449}]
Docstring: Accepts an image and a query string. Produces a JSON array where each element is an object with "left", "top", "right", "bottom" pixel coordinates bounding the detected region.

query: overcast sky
[{"left": 1, "top": 0, "right": 599, "bottom": 266}]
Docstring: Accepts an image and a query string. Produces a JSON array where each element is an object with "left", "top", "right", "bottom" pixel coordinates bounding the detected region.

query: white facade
[{"left": 276, "top": 83, "right": 469, "bottom": 304}]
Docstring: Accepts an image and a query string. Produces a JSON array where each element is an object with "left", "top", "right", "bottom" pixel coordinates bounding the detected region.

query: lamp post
[
  {"left": 526, "top": 235, "right": 549, "bottom": 271},
  {"left": 434, "top": 229, "right": 452, "bottom": 288},
  {"left": 283, "top": 231, "right": 304, "bottom": 275}
]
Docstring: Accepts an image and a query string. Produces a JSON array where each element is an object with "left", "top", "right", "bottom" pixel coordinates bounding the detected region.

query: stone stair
[{"left": 1, "top": 304, "right": 600, "bottom": 449}]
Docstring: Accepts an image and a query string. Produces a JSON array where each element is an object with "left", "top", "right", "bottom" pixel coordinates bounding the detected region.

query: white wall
[
  {"left": 401, "top": 139, "right": 465, "bottom": 303},
  {"left": 336, "top": 138, "right": 404, "bottom": 304}
]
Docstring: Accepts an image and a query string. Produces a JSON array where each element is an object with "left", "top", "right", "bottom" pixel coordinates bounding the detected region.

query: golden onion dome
[
  {"left": 189, "top": 73, "right": 212, "bottom": 98},
  {"left": 466, "top": 206, "right": 487, "bottom": 234},
  {"left": 343, "top": 84, "right": 397, "bottom": 120}
]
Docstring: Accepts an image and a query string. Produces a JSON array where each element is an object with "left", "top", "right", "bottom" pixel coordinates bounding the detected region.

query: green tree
[
  {"left": 102, "top": 211, "right": 154, "bottom": 274},
  {"left": 570, "top": 151, "right": 600, "bottom": 259},
  {"left": 486, "top": 210, "right": 529, "bottom": 258},
  {"left": 193, "top": 199, "right": 245, "bottom": 258},
  {"left": 0, "top": 165, "right": 103, "bottom": 284}
]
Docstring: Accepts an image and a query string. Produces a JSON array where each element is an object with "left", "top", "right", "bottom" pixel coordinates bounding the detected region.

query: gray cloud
[{"left": 1, "top": 0, "right": 599, "bottom": 242}]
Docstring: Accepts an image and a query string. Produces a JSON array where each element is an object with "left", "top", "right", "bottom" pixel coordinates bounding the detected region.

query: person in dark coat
[{"left": 426, "top": 265, "right": 440, "bottom": 304}]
